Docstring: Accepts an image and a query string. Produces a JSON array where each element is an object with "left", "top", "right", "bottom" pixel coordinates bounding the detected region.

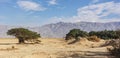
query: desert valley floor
[{"left": 0, "top": 38, "right": 114, "bottom": 58}]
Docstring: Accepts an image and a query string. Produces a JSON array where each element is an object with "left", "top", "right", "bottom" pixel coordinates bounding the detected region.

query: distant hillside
[
  {"left": 30, "top": 22, "right": 120, "bottom": 38},
  {"left": 0, "top": 22, "right": 120, "bottom": 38},
  {"left": 0, "top": 25, "right": 15, "bottom": 38}
]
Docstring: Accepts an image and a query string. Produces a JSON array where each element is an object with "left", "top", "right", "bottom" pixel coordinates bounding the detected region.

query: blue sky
[{"left": 0, "top": 0, "right": 120, "bottom": 26}]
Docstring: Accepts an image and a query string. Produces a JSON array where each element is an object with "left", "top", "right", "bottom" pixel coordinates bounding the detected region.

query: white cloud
[
  {"left": 48, "top": 0, "right": 57, "bottom": 5},
  {"left": 74, "top": 1, "right": 120, "bottom": 22},
  {"left": 17, "top": 1, "right": 46, "bottom": 11},
  {"left": 50, "top": 2, "right": 120, "bottom": 23}
]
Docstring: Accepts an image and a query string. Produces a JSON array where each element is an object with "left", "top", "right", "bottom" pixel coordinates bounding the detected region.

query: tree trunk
[{"left": 18, "top": 38, "right": 25, "bottom": 44}]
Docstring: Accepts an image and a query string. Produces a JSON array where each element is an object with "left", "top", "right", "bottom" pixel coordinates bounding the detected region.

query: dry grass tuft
[{"left": 87, "top": 36, "right": 101, "bottom": 42}]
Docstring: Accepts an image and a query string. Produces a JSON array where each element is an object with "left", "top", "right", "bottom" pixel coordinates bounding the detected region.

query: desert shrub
[
  {"left": 115, "top": 30, "right": 120, "bottom": 38},
  {"left": 109, "top": 39, "right": 120, "bottom": 58},
  {"left": 66, "top": 29, "right": 120, "bottom": 42},
  {"left": 87, "top": 35, "right": 100, "bottom": 42},
  {"left": 89, "top": 30, "right": 119, "bottom": 40},
  {"left": 65, "top": 33, "right": 74, "bottom": 40},
  {"left": 65, "top": 29, "right": 88, "bottom": 41}
]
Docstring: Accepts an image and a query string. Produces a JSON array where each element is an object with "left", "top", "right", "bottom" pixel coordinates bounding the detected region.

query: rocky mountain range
[{"left": 0, "top": 22, "right": 120, "bottom": 38}]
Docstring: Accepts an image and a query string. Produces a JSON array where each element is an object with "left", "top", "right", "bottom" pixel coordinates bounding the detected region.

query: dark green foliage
[
  {"left": 7, "top": 28, "right": 41, "bottom": 43},
  {"left": 89, "top": 30, "right": 120, "bottom": 39},
  {"left": 65, "top": 29, "right": 88, "bottom": 40},
  {"left": 115, "top": 30, "right": 120, "bottom": 38},
  {"left": 66, "top": 29, "right": 120, "bottom": 41},
  {"left": 89, "top": 31, "right": 97, "bottom": 36},
  {"left": 77, "top": 30, "right": 88, "bottom": 37}
]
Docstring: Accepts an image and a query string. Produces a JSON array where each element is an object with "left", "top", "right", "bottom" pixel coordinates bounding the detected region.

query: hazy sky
[{"left": 0, "top": 0, "right": 120, "bottom": 26}]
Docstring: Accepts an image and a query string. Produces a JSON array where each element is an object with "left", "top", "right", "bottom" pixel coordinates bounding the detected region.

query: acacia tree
[{"left": 7, "top": 28, "right": 41, "bottom": 44}]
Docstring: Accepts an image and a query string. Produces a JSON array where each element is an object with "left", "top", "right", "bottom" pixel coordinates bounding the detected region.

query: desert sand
[{"left": 0, "top": 38, "right": 114, "bottom": 58}]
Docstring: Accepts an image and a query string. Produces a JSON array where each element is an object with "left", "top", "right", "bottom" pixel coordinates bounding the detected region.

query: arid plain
[{"left": 0, "top": 38, "right": 114, "bottom": 58}]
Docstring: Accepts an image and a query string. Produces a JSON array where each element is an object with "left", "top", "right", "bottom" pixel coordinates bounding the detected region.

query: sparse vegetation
[{"left": 7, "top": 28, "right": 41, "bottom": 44}]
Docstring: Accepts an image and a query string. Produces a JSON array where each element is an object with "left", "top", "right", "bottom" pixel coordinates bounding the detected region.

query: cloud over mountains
[
  {"left": 50, "top": 1, "right": 120, "bottom": 23},
  {"left": 17, "top": 1, "right": 46, "bottom": 11}
]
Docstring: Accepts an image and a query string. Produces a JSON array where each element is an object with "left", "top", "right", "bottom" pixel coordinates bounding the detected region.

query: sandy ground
[{"left": 0, "top": 38, "right": 114, "bottom": 58}]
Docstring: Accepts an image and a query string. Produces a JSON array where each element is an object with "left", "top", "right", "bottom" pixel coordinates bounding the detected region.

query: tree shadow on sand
[
  {"left": 0, "top": 42, "right": 40, "bottom": 45},
  {"left": 68, "top": 40, "right": 80, "bottom": 44},
  {"left": 0, "top": 43, "right": 16, "bottom": 45},
  {"left": 57, "top": 51, "right": 115, "bottom": 58}
]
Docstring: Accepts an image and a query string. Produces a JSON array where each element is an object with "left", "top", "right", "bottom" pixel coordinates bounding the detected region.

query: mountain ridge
[
  {"left": 0, "top": 22, "right": 120, "bottom": 38},
  {"left": 30, "top": 22, "right": 120, "bottom": 38}
]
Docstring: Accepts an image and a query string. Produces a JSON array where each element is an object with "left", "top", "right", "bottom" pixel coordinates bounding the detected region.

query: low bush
[
  {"left": 109, "top": 39, "right": 120, "bottom": 58},
  {"left": 89, "top": 30, "right": 120, "bottom": 40}
]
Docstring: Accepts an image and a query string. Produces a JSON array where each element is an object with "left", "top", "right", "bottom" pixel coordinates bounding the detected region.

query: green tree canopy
[
  {"left": 89, "top": 30, "right": 120, "bottom": 39},
  {"left": 7, "top": 28, "right": 41, "bottom": 43},
  {"left": 65, "top": 29, "right": 88, "bottom": 40}
]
